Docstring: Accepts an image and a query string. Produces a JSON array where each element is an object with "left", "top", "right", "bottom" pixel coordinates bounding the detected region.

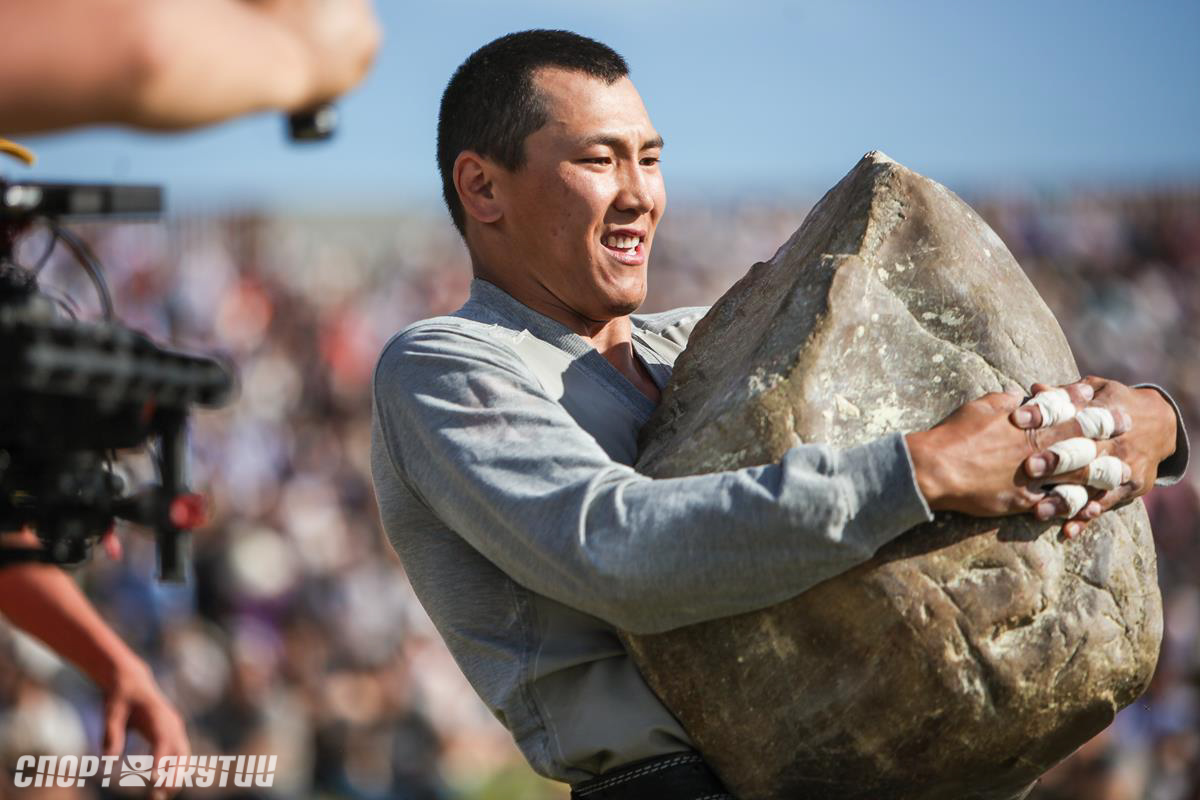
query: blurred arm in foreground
[
  {"left": 0, "top": 0, "right": 380, "bottom": 135},
  {"left": 0, "top": 533, "right": 188, "bottom": 794},
  {"left": 0, "top": 0, "right": 379, "bottom": 787}
]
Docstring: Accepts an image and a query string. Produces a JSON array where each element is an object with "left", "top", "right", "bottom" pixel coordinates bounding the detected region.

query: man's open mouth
[{"left": 602, "top": 232, "right": 645, "bottom": 264}]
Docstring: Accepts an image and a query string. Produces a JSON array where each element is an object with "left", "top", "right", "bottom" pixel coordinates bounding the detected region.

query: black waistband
[{"left": 570, "top": 752, "right": 732, "bottom": 800}]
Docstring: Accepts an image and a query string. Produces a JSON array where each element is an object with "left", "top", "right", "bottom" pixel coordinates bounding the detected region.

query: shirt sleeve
[{"left": 372, "top": 322, "right": 934, "bottom": 635}]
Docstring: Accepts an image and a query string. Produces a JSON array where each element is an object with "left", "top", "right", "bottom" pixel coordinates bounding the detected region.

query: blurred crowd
[
  {"left": 979, "top": 188, "right": 1200, "bottom": 800},
  {"left": 0, "top": 185, "right": 1196, "bottom": 799}
]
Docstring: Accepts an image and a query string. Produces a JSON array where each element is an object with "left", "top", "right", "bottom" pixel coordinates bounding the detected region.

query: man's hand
[
  {"left": 906, "top": 391, "right": 1052, "bottom": 518},
  {"left": 102, "top": 661, "right": 190, "bottom": 800},
  {"left": 1011, "top": 376, "right": 1178, "bottom": 538},
  {"left": 0, "top": 558, "right": 191, "bottom": 797},
  {"left": 905, "top": 382, "right": 1117, "bottom": 530}
]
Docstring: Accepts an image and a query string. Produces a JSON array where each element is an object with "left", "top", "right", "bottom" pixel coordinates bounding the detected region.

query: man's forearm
[
  {"left": 1132, "top": 385, "right": 1189, "bottom": 485},
  {"left": 0, "top": 558, "right": 191, "bottom": 776},
  {"left": 0, "top": 562, "right": 145, "bottom": 691}
]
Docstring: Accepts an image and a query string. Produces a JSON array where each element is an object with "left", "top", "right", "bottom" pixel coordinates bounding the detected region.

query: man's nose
[{"left": 614, "top": 162, "right": 655, "bottom": 216}]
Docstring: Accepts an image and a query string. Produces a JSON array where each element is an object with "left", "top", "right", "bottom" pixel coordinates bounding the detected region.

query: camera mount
[{"left": 0, "top": 177, "right": 234, "bottom": 581}]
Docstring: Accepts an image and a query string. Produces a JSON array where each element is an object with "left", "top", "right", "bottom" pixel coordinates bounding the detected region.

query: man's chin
[
  {"left": 578, "top": 270, "right": 646, "bottom": 319},
  {"left": 579, "top": 294, "right": 642, "bottom": 324},
  {"left": 606, "top": 275, "right": 648, "bottom": 313},
  {"left": 605, "top": 285, "right": 646, "bottom": 317},
  {"left": 609, "top": 298, "right": 642, "bottom": 317}
]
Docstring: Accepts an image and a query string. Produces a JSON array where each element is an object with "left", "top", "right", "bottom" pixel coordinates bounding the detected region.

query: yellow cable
[{"left": 0, "top": 138, "right": 36, "bottom": 166}]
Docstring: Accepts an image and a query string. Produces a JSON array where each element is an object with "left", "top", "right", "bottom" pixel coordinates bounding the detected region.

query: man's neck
[
  {"left": 474, "top": 269, "right": 661, "bottom": 404},
  {"left": 475, "top": 267, "right": 631, "bottom": 347}
]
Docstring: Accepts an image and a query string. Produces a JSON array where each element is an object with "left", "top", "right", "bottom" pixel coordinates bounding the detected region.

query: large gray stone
[{"left": 625, "top": 152, "right": 1162, "bottom": 800}]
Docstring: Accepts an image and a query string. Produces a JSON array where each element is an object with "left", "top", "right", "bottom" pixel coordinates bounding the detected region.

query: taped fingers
[
  {"left": 1030, "top": 389, "right": 1076, "bottom": 429},
  {"left": 1013, "top": 383, "right": 1095, "bottom": 428},
  {"left": 1086, "top": 455, "right": 1131, "bottom": 491},
  {"left": 1076, "top": 407, "right": 1115, "bottom": 439},
  {"left": 1035, "top": 454, "right": 1128, "bottom": 528},
  {"left": 1046, "top": 437, "right": 1098, "bottom": 476},
  {"left": 1051, "top": 485, "right": 1090, "bottom": 519}
]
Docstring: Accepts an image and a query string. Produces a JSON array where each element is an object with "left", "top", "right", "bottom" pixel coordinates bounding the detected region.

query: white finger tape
[
  {"left": 1047, "top": 437, "right": 1098, "bottom": 475},
  {"left": 1087, "top": 455, "right": 1127, "bottom": 490},
  {"left": 1051, "top": 485, "right": 1089, "bottom": 518},
  {"left": 1076, "top": 407, "right": 1116, "bottom": 440},
  {"left": 1031, "top": 389, "right": 1076, "bottom": 428}
]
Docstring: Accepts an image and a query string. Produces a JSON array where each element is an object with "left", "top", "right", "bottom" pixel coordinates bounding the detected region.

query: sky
[{"left": 10, "top": 0, "right": 1200, "bottom": 211}]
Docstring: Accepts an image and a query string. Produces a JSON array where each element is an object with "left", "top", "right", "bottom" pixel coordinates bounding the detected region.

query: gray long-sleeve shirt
[
  {"left": 370, "top": 277, "right": 1189, "bottom": 784},
  {"left": 370, "top": 277, "right": 940, "bottom": 782}
]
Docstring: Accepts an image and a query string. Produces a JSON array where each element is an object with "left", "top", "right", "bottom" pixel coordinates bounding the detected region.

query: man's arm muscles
[{"left": 374, "top": 326, "right": 933, "bottom": 635}]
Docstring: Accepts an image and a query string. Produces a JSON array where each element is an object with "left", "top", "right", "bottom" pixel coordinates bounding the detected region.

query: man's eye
[
  {"left": 581, "top": 157, "right": 612, "bottom": 165},
  {"left": 640, "top": 156, "right": 661, "bottom": 166}
]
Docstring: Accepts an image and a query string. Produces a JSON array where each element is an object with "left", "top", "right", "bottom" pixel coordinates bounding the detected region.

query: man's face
[{"left": 496, "top": 68, "right": 665, "bottom": 321}]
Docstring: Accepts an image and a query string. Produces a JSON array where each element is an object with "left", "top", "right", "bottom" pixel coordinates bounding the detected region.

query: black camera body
[{"left": 0, "top": 178, "right": 233, "bottom": 580}]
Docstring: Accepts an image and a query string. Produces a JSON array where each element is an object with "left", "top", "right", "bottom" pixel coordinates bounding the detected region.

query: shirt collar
[{"left": 464, "top": 278, "right": 593, "bottom": 357}]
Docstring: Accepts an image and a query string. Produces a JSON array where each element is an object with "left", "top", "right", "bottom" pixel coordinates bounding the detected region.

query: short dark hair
[{"left": 437, "top": 30, "right": 629, "bottom": 235}]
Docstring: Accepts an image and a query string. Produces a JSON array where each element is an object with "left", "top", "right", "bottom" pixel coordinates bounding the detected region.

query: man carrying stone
[{"left": 370, "top": 30, "right": 1188, "bottom": 800}]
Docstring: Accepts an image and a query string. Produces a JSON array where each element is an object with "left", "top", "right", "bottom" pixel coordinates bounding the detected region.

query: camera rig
[{"left": 0, "top": 177, "right": 234, "bottom": 581}]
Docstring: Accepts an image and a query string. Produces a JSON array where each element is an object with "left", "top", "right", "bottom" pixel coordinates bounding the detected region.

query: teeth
[{"left": 604, "top": 234, "right": 641, "bottom": 251}]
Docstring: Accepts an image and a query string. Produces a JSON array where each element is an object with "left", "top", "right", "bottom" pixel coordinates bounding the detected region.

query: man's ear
[{"left": 454, "top": 151, "right": 503, "bottom": 225}]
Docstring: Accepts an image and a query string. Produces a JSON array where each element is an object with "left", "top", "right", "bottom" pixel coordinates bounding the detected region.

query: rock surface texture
[{"left": 625, "top": 152, "right": 1162, "bottom": 800}]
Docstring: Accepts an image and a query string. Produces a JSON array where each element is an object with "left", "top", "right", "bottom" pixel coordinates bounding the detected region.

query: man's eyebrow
[{"left": 578, "top": 134, "right": 665, "bottom": 151}]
